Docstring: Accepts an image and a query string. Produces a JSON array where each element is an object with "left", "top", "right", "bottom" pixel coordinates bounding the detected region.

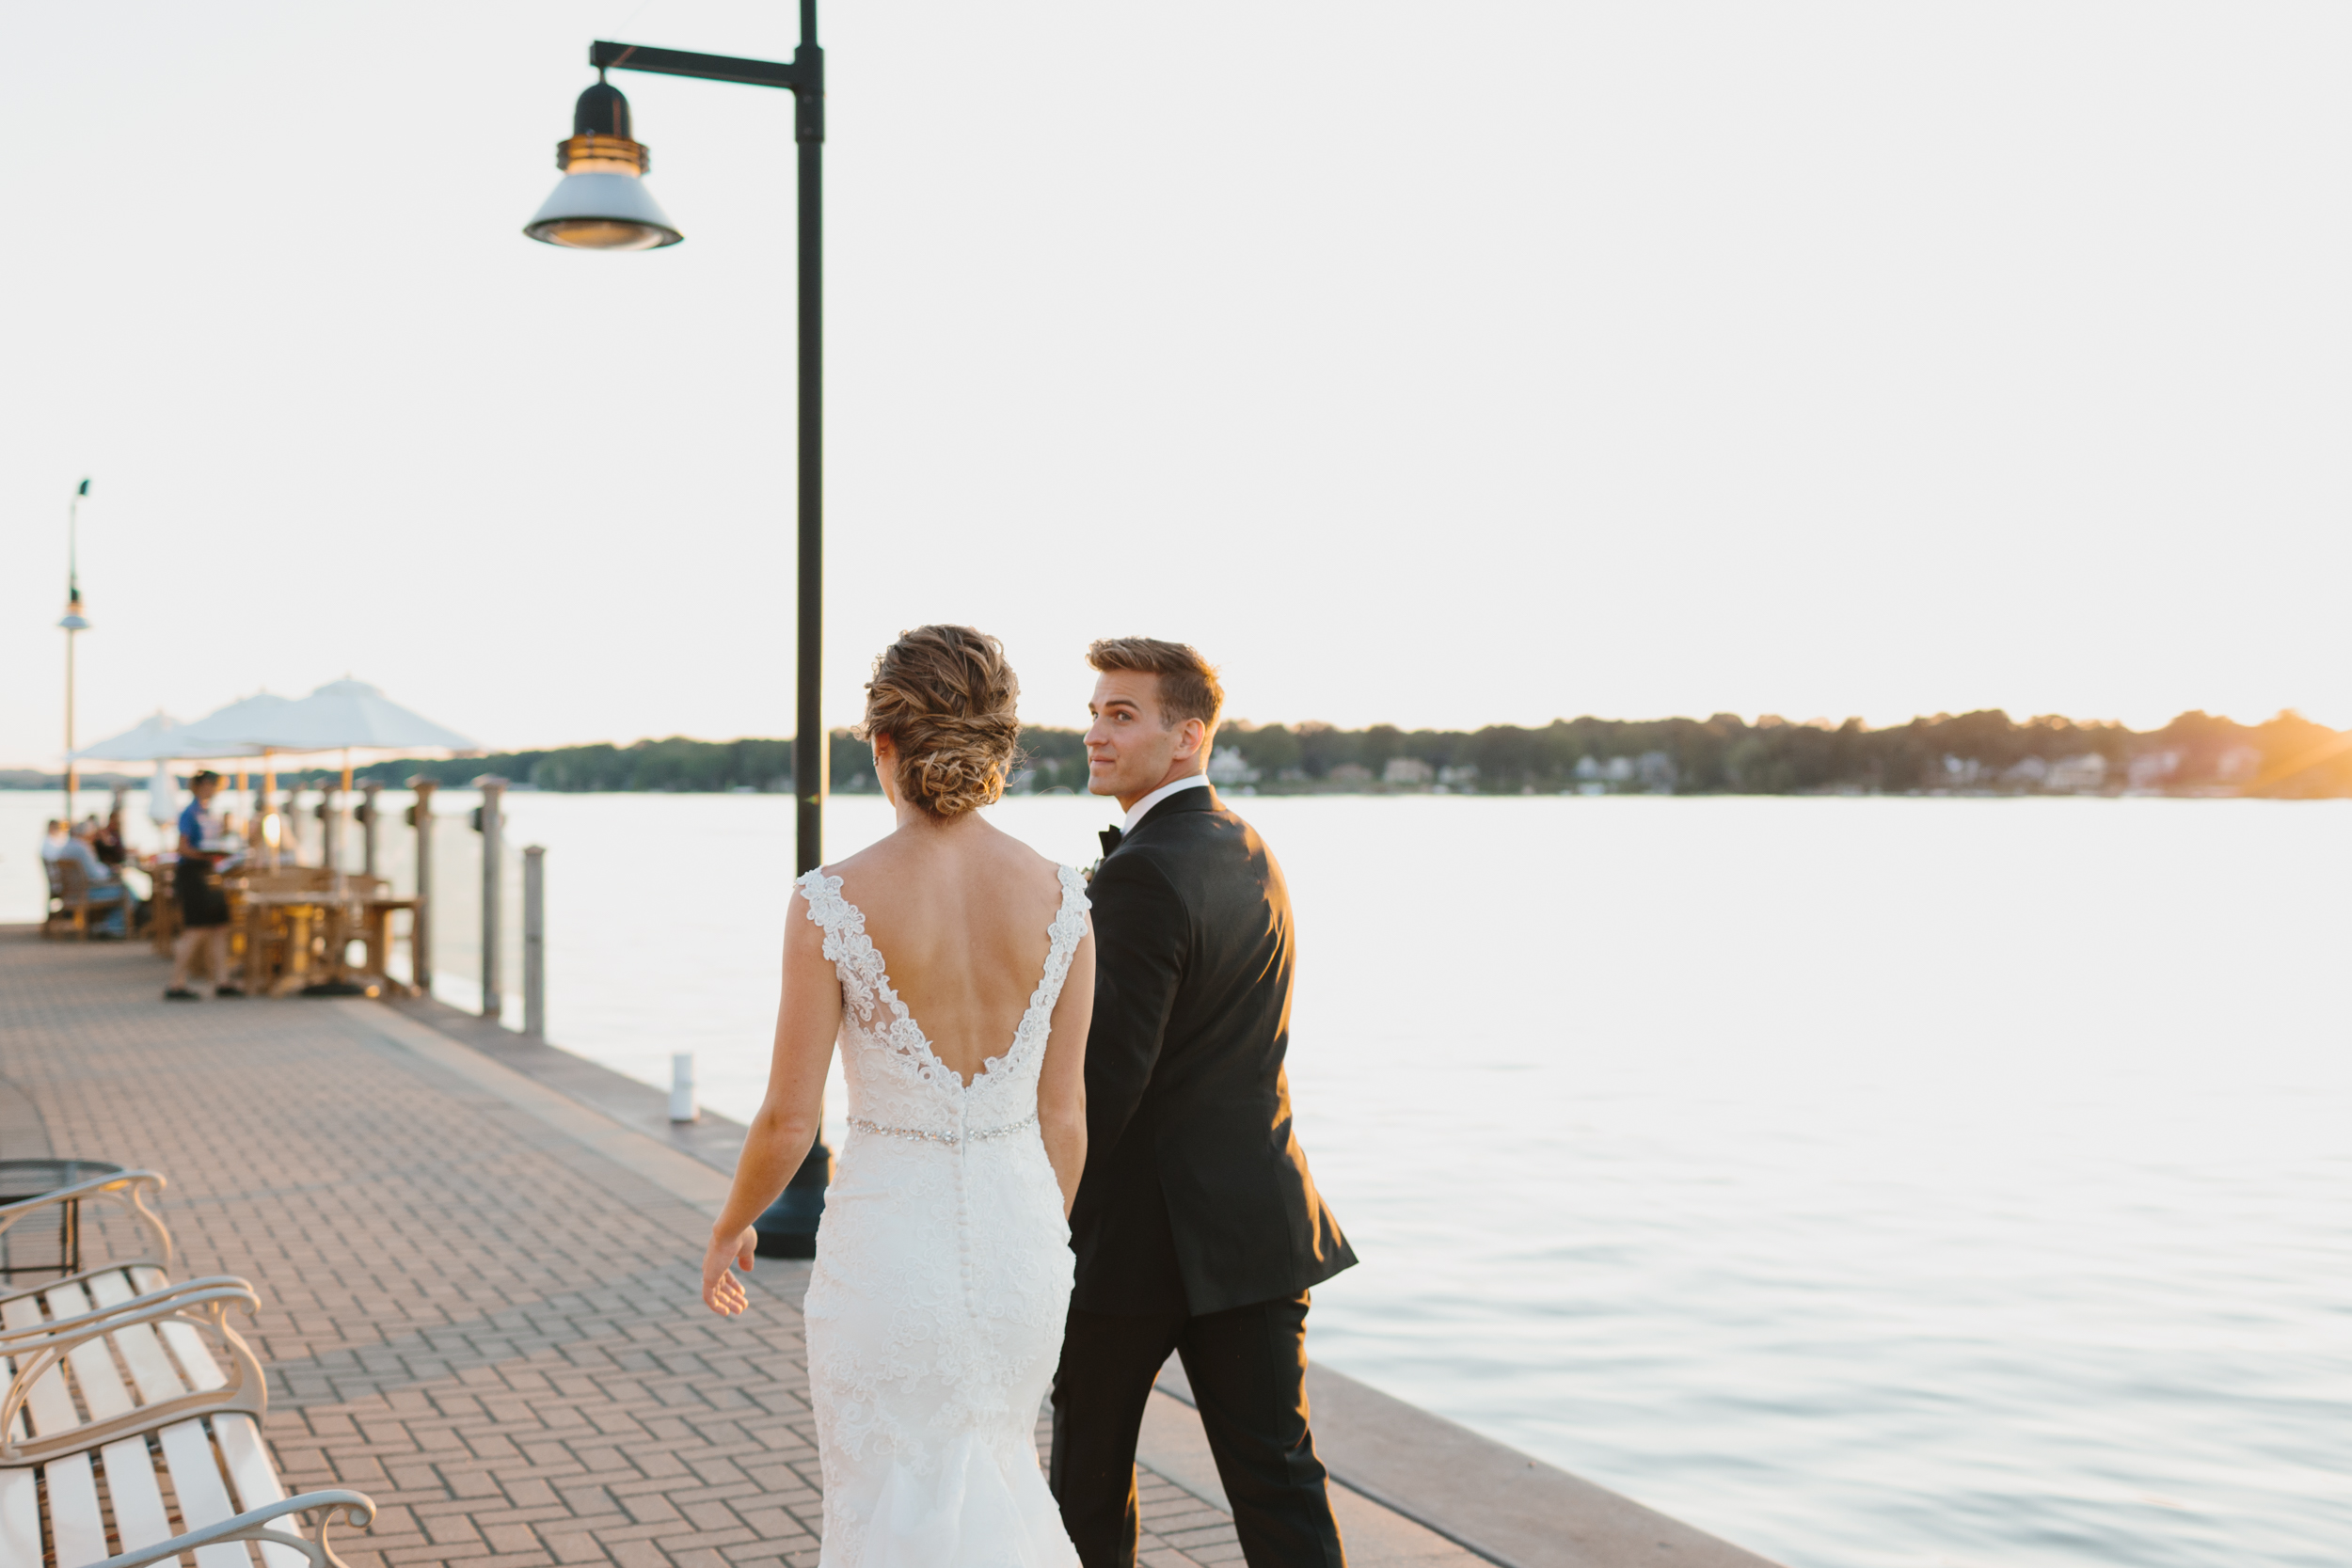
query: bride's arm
[
  {"left": 1037, "top": 919, "right": 1095, "bottom": 1217},
  {"left": 701, "top": 888, "right": 843, "bottom": 1316}
]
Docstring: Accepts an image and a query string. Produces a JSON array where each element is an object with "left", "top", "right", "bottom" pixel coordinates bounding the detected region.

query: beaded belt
[{"left": 849, "top": 1113, "right": 1037, "bottom": 1146}]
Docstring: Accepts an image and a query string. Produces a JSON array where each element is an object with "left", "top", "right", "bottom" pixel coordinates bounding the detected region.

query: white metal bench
[{"left": 0, "top": 1178, "right": 375, "bottom": 1568}]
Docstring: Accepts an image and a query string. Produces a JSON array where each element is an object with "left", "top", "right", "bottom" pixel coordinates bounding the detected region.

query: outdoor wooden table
[
  {"left": 238, "top": 889, "right": 327, "bottom": 995},
  {"left": 238, "top": 888, "right": 360, "bottom": 996},
  {"left": 357, "top": 895, "right": 421, "bottom": 997},
  {"left": 240, "top": 887, "right": 415, "bottom": 997}
]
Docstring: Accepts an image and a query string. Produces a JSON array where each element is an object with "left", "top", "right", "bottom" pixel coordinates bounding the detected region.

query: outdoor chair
[
  {"left": 41, "top": 862, "right": 93, "bottom": 942},
  {"left": 149, "top": 870, "right": 182, "bottom": 955}
]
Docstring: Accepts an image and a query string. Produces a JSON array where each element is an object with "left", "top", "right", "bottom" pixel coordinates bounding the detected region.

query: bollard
[
  {"left": 359, "top": 781, "right": 382, "bottom": 878},
  {"left": 522, "top": 845, "right": 546, "bottom": 1039},
  {"left": 669, "top": 1053, "right": 698, "bottom": 1123},
  {"left": 755, "top": 1146, "right": 833, "bottom": 1259},
  {"left": 408, "top": 777, "right": 437, "bottom": 992},
  {"left": 475, "top": 775, "right": 506, "bottom": 1021}
]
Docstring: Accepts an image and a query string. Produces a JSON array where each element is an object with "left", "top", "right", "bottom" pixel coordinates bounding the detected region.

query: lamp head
[{"left": 523, "top": 75, "right": 682, "bottom": 250}]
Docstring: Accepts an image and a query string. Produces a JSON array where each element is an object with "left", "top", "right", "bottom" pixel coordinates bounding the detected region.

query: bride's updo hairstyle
[{"left": 855, "top": 625, "right": 1022, "bottom": 818}]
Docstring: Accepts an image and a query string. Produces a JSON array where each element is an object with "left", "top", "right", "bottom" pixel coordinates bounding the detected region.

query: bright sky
[{"left": 6, "top": 2, "right": 2347, "bottom": 767}]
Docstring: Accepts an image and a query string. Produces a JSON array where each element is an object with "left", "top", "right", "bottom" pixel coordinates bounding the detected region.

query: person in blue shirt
[{"left": 166, "top": 771, "right": 243, "bottom": 999}]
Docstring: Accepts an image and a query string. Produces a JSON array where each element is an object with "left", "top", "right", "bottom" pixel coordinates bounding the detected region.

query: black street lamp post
[{"left": 525, "top": 2, "right": 832, "bottom": 1257}]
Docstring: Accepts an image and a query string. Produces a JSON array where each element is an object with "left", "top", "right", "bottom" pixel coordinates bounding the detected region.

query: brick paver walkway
[{"left": 0, "top": 932, "right": 1247, "bottom": 1568}]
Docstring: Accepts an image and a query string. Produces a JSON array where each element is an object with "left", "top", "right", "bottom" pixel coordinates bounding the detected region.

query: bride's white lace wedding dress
[{"left": 795, "top": 864, "right": 1090, "bottom": 1568}]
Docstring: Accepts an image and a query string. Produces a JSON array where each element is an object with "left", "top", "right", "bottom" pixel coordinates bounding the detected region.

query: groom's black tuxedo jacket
[{"left": 1071, "top": 783, "right": 1356, "bottom": 1316}]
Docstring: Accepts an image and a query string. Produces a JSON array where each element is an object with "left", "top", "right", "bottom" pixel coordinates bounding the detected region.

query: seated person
[
  {"left": 49, "top": 819, "right": 141, "bottom": 938},
  {"left": 91, "top": 804, "right": 130, "bottom": 867}
]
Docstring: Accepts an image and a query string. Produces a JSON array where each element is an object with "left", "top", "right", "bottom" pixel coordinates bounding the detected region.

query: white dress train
[{"left": 796, "top": 864, "right": 1089, "bottom": 1568}]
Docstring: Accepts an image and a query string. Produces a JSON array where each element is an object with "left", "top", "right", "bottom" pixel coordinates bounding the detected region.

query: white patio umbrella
[
  {"left": 67, "top": 710, "right": 262, "bottom": 763},
  {"left": 69, "top": 710, "right": 261, "bottom": 834},
  {"left": 262, "top": 680, "right": 480, "bottom": 872},
  {"left": 168, "top": 693, "right": 310, "bottom": 863},
  {"left": 265, "top": 679, "right": 478, "bottom": 754},
  {"left": 170, "top": 692, "right": 301, "bottom": 752}
]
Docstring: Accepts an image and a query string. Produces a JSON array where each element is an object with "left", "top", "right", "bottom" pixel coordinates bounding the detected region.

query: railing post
[
  {"left": 522, "top": 845, "right": 546, "bottom": 1039},
  {"left": 475, "top": 776, "right": 506, "bottom": 1021},
  {"left": 359, "top": 781, "right": 382, "bottom": 878},
  {"left": 407, "top": 777, "right": 437, "bottom": 992},
  {"left": 321, "top": 784, "right": 342, "bottom": 871}
]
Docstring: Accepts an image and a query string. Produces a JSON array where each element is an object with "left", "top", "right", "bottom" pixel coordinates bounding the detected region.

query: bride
[{"left": 700, "top": 624, "right": 1094, "bottom": 1568}]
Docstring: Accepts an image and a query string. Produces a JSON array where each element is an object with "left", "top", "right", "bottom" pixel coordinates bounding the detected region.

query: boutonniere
[{"left": 1082, "top": 859, "right": 1101, "bottom": 883}]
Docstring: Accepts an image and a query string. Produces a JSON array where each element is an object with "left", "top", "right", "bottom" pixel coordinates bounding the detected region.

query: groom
[{"left": 1051, "top": 637, "right": 1357, "bottom": 1568}]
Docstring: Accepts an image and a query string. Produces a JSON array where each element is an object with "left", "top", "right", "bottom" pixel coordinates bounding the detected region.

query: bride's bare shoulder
[{"left": 816, "top": 820, "right": 1063, "bottom": 897}]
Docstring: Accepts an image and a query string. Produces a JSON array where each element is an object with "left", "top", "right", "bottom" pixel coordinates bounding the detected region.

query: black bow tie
[{"left": 1099, "top": 826, "right": 1124, "bottom": 858}]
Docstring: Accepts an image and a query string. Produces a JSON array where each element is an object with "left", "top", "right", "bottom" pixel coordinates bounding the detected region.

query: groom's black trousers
[{"left": 1050, "top": 1292, "right": 1346, "bottom": 1568}]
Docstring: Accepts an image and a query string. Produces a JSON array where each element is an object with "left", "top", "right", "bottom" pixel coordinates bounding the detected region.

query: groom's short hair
[{"left": 1088, "top": 638, "right": 1223, "bottom": 734}]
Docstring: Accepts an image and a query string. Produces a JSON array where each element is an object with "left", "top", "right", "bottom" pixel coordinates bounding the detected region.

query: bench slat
[
  {"left": 124, "top": 1269, "right": 232, "bottom": 1397},
  {"left": 0, "top": 1468, "right": 35, "bottom": 1568},
  {"left": 99, "top": 1434, "right": 174, "bottom": 1563},
  {"left": 124, "top": 1269, "right": 298, "bottom": 1568},
  {"left": 214, "top": 1416, "right": 301, "bottom": 1568},
  {"left": 42, "top": 1450, "right": 107, "bottom": 1568},
  {"left": 47, "top": 1285, "right": 135, "bottom": 1431},
  {"left": 213, "top": 1415, "right": 301, "bottom": 1568},
  {"left": 0, "top": 1348, "right": 27, "bottom": 1568},
  {"left": 159, "top": 1418, "right": 254, "bottom": 1568},
  {"left": 0, "top": 1296, "right": 79, "bottom": 1438},
  {"left": 85, "top": 1275, "right": 189, "bottom": 1409}
]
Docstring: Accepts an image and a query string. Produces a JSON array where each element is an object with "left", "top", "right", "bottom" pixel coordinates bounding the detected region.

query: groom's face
[{"left": 1086, "top": 671, "right": 1192, "bottom": 803}]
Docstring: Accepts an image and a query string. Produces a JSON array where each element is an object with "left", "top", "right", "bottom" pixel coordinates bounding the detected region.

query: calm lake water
[{"left": 6, "top": 789, "right": 2345, "bottom": 1567}]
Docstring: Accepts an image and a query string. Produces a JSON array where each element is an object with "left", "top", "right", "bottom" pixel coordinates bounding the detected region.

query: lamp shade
[
  {"left": 525, "top": 171, "right": 682, "bottom": 249},
  {"left": 524, "top": 79, "right": 681, "bottom": 250}
]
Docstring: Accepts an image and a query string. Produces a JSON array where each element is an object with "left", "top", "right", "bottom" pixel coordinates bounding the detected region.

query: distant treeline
[{"left": 178, "top": 707, "right": 2352, "bottom": 799}]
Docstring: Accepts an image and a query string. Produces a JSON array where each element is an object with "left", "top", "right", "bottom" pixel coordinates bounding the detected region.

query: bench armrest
[
  {"left": 0, "top": 1169, "right": 171, "bottom": 1274},
  {"left": 0, "top": 1275, "right": 251, "bottom": 1348},
  {"left": 0, "top": 1280, "right": 264, "bottom": 1465},
  {"left": 85, "top": 1490, "right": 377, "bottom": 1568}
]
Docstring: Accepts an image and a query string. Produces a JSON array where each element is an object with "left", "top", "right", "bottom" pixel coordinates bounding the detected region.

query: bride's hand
[{"left": 701, "top": 1225, "right": 756, "bottom": 1316}]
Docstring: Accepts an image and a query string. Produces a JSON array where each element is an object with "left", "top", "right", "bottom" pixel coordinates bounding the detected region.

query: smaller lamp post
[{"left": 58, "top": 479, "right": 91, "bottom": 822}]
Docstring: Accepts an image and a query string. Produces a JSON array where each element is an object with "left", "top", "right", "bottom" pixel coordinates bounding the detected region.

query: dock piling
[
  {"left": 669, "top": 1053, "right": 697, "bottom": 1124},
  {"left": 359, "top": 781, "right": 382, "bottom": 878},
  {"left": 522, "top": 845, "right": 546, "bottom": 1039},
  {"left": 475, "top": 776, "right": 507, "bottom": 1021},
  {"left": 407, "top": 776, "right": 437, "bottom": 993}
]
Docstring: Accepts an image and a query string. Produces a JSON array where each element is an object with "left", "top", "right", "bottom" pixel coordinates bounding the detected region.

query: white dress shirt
[{"left": 1120, "top": 771, "right": 1211, "bottom": 834}]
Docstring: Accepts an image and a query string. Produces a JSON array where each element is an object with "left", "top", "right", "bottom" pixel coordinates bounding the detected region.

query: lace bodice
[{"left": 797, "top": 863, "right": 1089, "bottom": 1140}]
